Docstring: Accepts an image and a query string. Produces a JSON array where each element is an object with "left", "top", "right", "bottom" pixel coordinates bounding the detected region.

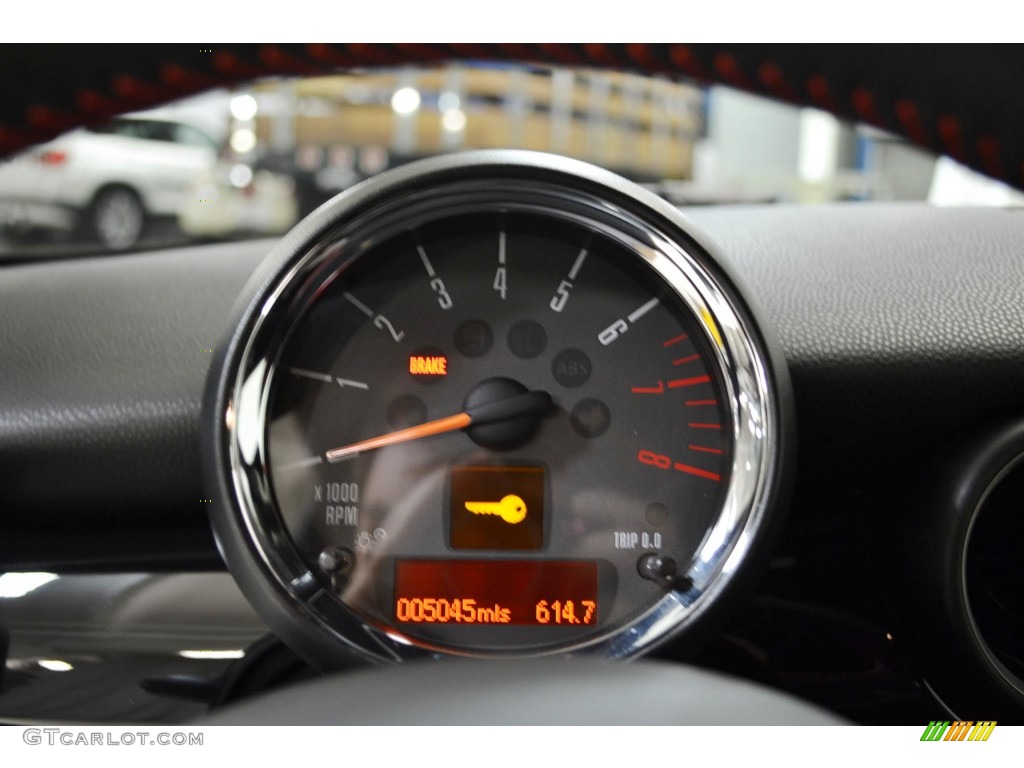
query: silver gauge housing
[{"left": 203, "top": 151, "right": 793, "bottom": 668}]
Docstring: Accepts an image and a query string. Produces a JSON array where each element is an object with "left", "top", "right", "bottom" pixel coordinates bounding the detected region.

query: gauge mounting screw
[
  {"left": 318, "top": 547, "right": 355, "bottom": 577},
  {"left": 637, "top": 553, "right": 678, "bottom": 584}
]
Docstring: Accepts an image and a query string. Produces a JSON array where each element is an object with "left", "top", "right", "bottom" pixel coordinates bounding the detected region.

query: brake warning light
[{"left": 409, "top": 355, "right": 448, "bottom": 376}]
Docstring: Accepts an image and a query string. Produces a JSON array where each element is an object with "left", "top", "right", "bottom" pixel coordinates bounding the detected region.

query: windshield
[{"left": 2, "top": 64, "right": 1020, "bottom": 260}]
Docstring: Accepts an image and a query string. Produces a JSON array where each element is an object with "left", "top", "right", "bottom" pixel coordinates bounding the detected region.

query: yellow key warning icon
[{"left": 464, "top": 494, "right": 527, "bottom": 524}]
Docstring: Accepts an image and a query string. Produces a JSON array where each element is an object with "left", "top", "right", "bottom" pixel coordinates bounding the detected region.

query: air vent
[{"left": 965, "top": 458, "right": 1024, "bottom": 686}]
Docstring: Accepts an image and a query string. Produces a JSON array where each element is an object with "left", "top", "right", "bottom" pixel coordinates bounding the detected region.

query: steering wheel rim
[
  {"left": 2, "top": 44, "right": 1024, "bottom": 190},
  {"left": 201, "top": 658, "right": 848, "bottom": 725}
]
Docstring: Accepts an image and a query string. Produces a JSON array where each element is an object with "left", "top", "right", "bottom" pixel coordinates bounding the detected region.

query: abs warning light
[{"left": 409, "top": 354, "right": 448, "bottom": 376}]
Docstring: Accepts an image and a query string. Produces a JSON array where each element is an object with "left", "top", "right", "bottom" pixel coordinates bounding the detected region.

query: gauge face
[
  {"left": 208, "top": 152, "right": 787, "bottom": 665},
  {"left": 266, "top": 211, "right": 731, "bottom": 652}
]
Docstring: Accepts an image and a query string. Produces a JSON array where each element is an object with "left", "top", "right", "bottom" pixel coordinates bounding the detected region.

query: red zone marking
[
  {"left": 667, "top": 375, "right": 710, "bottom": 389},
  {"left": 630, "top": 381, "right": 665, "bottom": 394},
  {"left": 631, "top": 376, "right": 711, "bottom": 393},
  {"left": 674, "top": 463, "right": 721, "bottom": 482},
  {"left": 631, "top": 343, "right": 721, "bottom": 480},
  {"left": 689, "top": 445, "right": 724, "bottom": 455}
]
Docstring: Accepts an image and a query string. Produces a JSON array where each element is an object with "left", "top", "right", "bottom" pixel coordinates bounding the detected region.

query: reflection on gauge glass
[{"left": 266, "top": 209, "right": 733, "bottom": 653}]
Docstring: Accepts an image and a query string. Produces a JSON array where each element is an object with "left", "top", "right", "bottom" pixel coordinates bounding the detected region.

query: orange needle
[
  {"left": 324, "top": 389, "right": 552, "bottom": 463},
  {"left": 325, "top": 412, "right": 471, "bottom": 462}
]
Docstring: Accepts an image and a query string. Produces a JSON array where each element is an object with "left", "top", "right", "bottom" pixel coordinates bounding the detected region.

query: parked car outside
[{"left": 0, "top": 116, "right": 218, "bottom": 250}]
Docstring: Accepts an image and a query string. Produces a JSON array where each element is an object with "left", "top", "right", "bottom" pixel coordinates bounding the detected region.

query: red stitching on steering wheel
[{"left": 895, "top": 100, "right": 929, "bottom": 147}]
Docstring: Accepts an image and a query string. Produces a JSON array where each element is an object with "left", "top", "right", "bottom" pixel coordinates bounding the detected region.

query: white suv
[{"left": 0, "top": 116, "right": 217, "bottom": 250}]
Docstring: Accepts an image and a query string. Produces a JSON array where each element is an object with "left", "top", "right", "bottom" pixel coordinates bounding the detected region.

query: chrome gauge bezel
[{"left": 205, "top": 151, "right": 791, "bottom": 667}]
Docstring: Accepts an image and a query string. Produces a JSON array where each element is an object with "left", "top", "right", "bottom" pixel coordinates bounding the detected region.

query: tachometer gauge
[{"left": 203, "top": 151, "right": 792, "bottom": 666}]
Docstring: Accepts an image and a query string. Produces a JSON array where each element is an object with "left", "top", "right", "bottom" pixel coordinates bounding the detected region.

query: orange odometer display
[{"left": 394, "top": 560, "right": 598, "bottom": 626}]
